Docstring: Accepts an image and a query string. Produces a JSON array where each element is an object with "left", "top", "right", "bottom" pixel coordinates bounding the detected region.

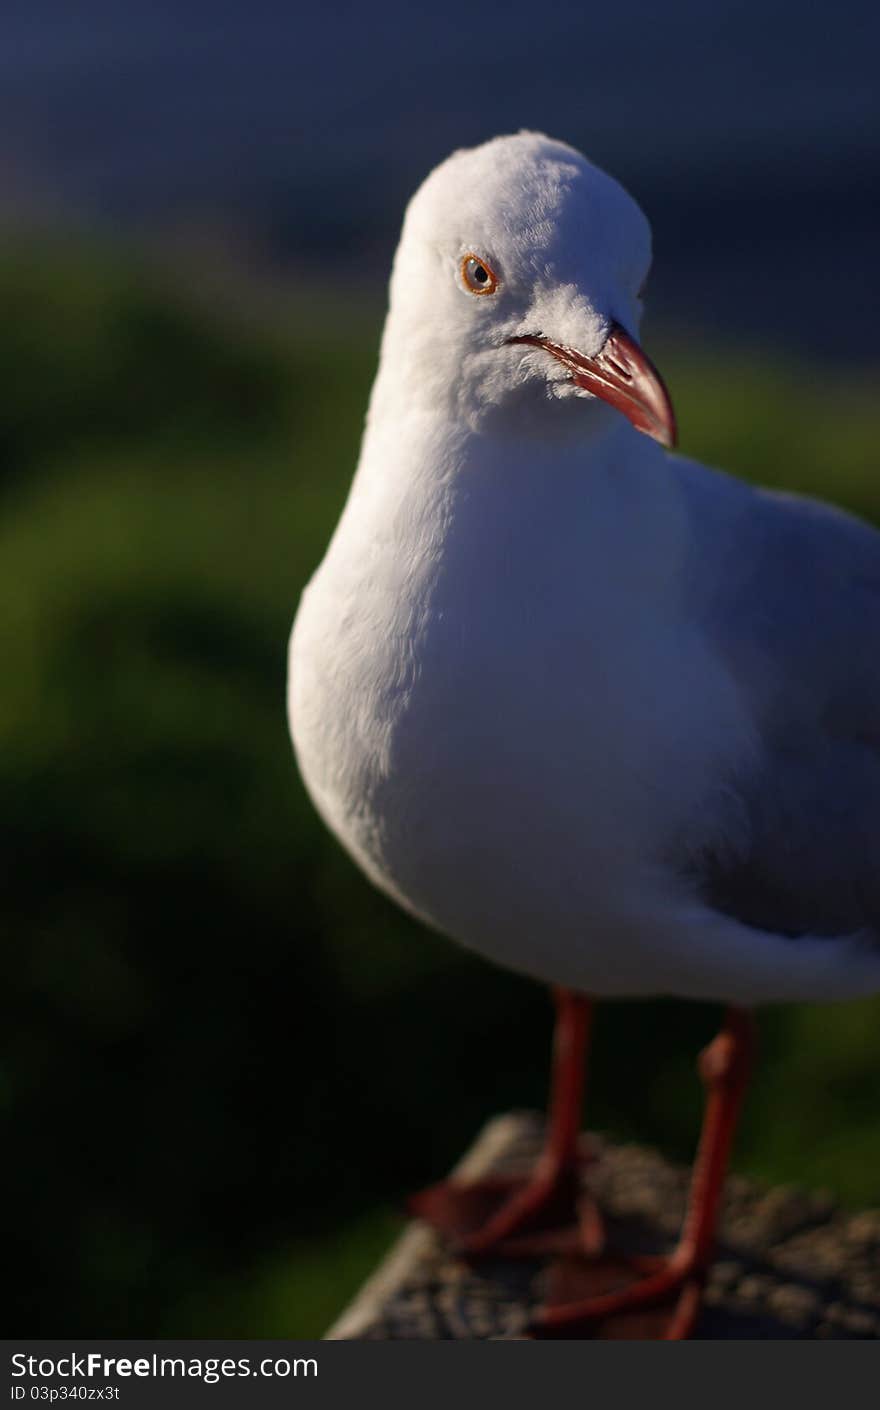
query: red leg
[
  {"left": 409, "top": 989, "right": 599, "bottom": 1256},
  {"left": 532, "top": 1006, "right": 757, "bottom": 1339}
]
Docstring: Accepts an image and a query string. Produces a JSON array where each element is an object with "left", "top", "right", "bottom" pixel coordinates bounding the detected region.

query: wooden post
[{"left": 327, "top": 1112, "right": 880, "bottom": 1340}]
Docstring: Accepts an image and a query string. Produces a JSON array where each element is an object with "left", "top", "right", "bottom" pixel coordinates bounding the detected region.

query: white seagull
[{"left": 288, "top": 132, "right": 880, "bottom": 1338}]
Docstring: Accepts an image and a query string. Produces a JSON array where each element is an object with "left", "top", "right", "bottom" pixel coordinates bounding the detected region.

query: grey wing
[{"left": 678, "top": 462, "right": 880, "bottom": 938}]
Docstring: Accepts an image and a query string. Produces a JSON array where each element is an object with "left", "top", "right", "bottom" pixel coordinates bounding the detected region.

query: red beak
[{"left": 509, "top": 322, "right": 677, "bottom": 449}]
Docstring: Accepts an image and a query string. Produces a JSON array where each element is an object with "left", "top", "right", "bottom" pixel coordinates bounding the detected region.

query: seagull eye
[{"left": 461, "top": 254, "right": 499, "bottom": 296}]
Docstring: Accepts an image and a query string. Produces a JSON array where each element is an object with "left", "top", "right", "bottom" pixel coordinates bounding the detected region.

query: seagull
[{"left": 288, "top": 132, "right": 880, "bottom": 1338}]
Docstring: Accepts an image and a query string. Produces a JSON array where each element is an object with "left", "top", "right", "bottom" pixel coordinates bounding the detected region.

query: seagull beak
[{"left": 509, "top": 322, "right": 677, "bottom": 448}]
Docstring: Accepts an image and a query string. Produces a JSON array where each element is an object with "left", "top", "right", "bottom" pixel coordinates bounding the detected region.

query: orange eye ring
[{"left": 461, "top": 253, "right": 499, "bottom": 295}]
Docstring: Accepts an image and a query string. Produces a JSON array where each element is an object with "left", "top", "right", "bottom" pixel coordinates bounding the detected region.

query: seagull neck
[
  {"left": 355, "top": 407, "right": 651, "bottom": 522},
  {"left": 481, "top": 398, "right": 625, "bottom": 451},
  {"left": 333, "top": 408, "right": 678, "bottom": 621}
]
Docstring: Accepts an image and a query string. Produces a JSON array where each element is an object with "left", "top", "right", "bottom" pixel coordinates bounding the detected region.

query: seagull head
[{"left": 380, "top": 132, "right": 676, "bottom": 446}]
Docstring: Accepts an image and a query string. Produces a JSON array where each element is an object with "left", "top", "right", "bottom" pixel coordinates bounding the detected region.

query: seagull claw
[
  {"left": 530, "top": 1257, "right": 706, "bottom": 1340},
  {"left": 408, "top": 1159, "right": 603, "bottom": 1261}
]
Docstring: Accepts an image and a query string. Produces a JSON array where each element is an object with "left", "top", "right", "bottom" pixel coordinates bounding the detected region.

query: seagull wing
[{"left": 679, "top": 462, "right": 880, "bottom": 939}]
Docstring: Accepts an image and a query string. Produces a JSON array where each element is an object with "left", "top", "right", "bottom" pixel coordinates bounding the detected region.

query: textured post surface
[{"left": 327, "top": 1113, "right": 880, "bottom": 1340}]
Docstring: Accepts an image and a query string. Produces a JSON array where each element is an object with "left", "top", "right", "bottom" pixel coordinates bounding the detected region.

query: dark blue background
[{"left": 2, "top": 0, "right": 878, "bottom": 357}]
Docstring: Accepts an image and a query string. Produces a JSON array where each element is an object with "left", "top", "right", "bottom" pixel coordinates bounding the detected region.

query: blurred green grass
[{"left": 1, "top": 237, "right": 879, "bottom": 1338}]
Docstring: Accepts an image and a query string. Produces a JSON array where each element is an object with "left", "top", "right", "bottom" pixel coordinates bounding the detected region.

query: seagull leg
[
  {"left": 530, "top": 1006, "right": 757, "bottom": 1339},
  {"left": 409, "top": 988, "right": 601, "bottom": 1257}
]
